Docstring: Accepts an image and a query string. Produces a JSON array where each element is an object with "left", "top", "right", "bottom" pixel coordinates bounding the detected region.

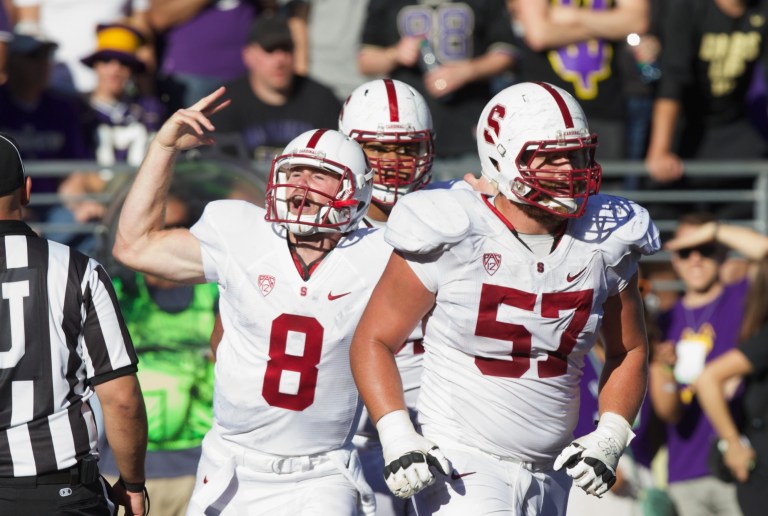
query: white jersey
[
  {"left": 385, "top": 190, "right": 660, "bottom": 463},
  {"left": 191, "top": 200, "right": 392, "bottom": 456}
]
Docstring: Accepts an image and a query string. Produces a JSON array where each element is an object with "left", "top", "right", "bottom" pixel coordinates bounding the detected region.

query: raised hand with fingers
[
  {"left": 155, "top": 86, "right": 232, "bottom": 154},
  {"left": 377, "top": 410, "right": 451, "bottom": 499},
  {"left": 554, "top": 412, "right": 634, "bottom": 497}
]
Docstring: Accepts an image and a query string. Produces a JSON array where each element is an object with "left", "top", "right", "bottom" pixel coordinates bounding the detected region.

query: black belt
[{"left": 0, "top": 455, "right": 100, "bottom": 487}]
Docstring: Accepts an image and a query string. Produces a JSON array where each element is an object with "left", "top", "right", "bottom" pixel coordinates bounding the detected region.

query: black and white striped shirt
[{"left": 0, "top": 220, "right": 137, "bottom": 477}]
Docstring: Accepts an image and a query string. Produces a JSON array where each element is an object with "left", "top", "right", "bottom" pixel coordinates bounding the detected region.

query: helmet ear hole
[{"left": 490, "top": 157, "right": 501, "bottom": 172}]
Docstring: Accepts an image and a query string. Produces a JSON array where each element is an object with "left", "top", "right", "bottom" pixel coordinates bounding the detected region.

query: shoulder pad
[
  {"left": 385, "top": 189, "right": 473, "bottom": 254},
  {"left": 572, "top": 194, "right": 661, "bottom": 257}
]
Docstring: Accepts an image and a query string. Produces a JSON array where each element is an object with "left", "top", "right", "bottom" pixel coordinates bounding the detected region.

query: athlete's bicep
[
  {"left": 114, "top": 227, "right": 206, "bottom": 284},
  {"left": 602, "top": 273, "right": 647, "bottom": 359},
  {"left": 357, "top": 251, "right": 436, "bottom": 353}
]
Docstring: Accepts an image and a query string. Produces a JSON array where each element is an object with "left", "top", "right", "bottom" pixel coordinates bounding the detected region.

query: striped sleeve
[{"left": 80, "top": 258, "right": 137, "bottom": 384}]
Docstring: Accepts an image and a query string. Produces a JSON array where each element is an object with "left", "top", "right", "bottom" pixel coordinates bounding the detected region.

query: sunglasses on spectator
[{"left": 676, "top": 244, "right": 719, "bottom": 259}]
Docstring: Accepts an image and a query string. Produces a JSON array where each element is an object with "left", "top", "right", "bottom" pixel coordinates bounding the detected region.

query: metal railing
[{"left": 21, "top": 157, "right": 768, "bottom": 278}]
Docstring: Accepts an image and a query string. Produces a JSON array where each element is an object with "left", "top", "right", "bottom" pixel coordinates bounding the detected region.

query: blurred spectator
[
  {"left": 148, "top": 0, "right": 275, "bottom": 114},
  {"left": 650, "top": 214, "right": 768, "bottom": 516},
  {"left": 695, "top": 229, "right": 768, "bottom": 516},
  {"left": 618, "top": 0, "right": 665, "bottom": 165},
  {"left": 0, "top": 30, "right": 93, "bottom": 220},
  {"left": 644, "top": 0, "right": 768, "bottom": 219},
  {"left": 0, "top": 2, "right": 10, "bottom": 84},
  {"left": 512, "top": 0, "right": 649, "bottom": 161},
  {"left": 210, "top": 14, "right": 341, "bottom": 171},
  {"left": 100, "top": 194, "right": 218, "bottom": 516},
  {"left": 11, "top": 0, "right": 150, "bottom": 94},
  {"left": 50, "top": 21, "right": 165, "bottom": 254},
  {"left": 288, "top": 0, "right": 370, "bottom": 102},
  {"left": 358, "top": 0, "right": 516, "bottom": 181}
]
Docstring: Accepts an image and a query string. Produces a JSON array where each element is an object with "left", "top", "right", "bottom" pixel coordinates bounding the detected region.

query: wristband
[{"left": 118, "top": 477, "right": 146, "bottom": 493}]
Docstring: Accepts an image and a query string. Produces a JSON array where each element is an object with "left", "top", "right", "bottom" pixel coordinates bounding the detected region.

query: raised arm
[
  {"left": 665, "top": 221, "right": 768, "bottom": 262},
  {"left": 112, "top": 87, "right": 231, "bottom": 283}
]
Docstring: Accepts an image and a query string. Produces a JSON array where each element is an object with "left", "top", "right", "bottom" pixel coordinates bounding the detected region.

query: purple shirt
[
  {"left": 658, "top": 278, "right": 749, "bottom": 483},
  {"left": 160, "top": 1, "right": 258, "bottom": 80},
  {"left": 0, "top": 87, "right": 93, "bottom": 193},
  {"left": 0, "top": 3, "right": 10, "bottom": 36}
]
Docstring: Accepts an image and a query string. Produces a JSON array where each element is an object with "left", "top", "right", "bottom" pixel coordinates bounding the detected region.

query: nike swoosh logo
[
  {"left": 328, "top": 291, "right": 351, "bottom": 301},
  {"left": 567, "top": 268, "right": 587, "bottom": 282},
  {"left": 450, "top": 471, "right": 476, "bottom": 480}
]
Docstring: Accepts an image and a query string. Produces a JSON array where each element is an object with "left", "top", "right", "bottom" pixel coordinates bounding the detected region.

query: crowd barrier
[{"left": 22, "top": 157, "right": 768, "bottom": 291}]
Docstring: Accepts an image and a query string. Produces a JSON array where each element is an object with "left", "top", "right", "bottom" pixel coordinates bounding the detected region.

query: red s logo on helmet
[{"left": 483, "top": 104, "right": 506, "bottom": 145}]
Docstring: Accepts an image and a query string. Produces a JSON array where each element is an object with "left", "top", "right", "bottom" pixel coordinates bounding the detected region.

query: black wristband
[{"left": 118, "top": 477, "right": 146, "bottom": 493}]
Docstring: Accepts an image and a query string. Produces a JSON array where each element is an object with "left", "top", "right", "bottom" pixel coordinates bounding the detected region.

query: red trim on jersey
[
  {"left": 384, "top": 79, "right": 400, "bottom": 122},
  {"left": 306, "top": 129, "right": 327, "bottom": 148},
  {"left": 483, "top": 194, "right": 516, "bottom": 232},
  {"left": 534, "top": 82, "right": 573, "bottom": 128},
  {"left": 483, "top": 195, "right": 568, "bottom": 251}
]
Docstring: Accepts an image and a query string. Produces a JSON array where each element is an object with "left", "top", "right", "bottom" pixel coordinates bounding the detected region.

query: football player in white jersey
[
  {"left": 340, "top": 78, "right": 434, "bottom": 516},
  {"left": 113, "top": 87, "right": 388, "bottom": 515},
  {"left": 350, "top": 81, "right": 661, "bottom": 515}
]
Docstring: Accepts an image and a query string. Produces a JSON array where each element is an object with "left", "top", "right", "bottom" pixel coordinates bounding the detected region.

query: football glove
[
  {"left": 554, "top": 412, "right": 634, "bottom": 497},
  {"left": 376, "top": 410, "right": 451, "bottom": 499}
]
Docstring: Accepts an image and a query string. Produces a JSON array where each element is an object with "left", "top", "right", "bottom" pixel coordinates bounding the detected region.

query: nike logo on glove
[{"left": 328, "top": 291, "right": 351, "bottom": 301}]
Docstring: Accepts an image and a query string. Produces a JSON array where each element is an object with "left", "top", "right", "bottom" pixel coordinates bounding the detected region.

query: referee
[{"left": 0, "top": 133, "right": 148, "bottom": 515}]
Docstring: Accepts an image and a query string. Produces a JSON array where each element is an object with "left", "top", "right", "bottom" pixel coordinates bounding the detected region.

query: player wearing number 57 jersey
[
  {"left": 113, "top": 87, "right": 387, "bottom": 515},
  {"left": 351, "top": 82, "right": 660, "bottom": 515}
]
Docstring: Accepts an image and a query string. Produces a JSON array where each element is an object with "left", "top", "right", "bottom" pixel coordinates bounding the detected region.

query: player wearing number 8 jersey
[
  {"left": 350, "top": 81, "right": 660, "bottom": 514},
  {"left": 113, "top": 87, "right": 388, "bottom": 515}
]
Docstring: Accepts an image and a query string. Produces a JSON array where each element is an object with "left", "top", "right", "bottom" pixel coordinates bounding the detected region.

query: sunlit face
[
  {"left": 671, "top": 223, "right": 724, "bottom": 294},
  {"left": 284, "top": 166, "right": 342, "bottom": 216}
]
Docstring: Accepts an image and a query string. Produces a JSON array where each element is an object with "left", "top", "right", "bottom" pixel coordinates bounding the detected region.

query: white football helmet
[
  {"left": 339, "top": 79, "right": 434, "bottom": 206},
  {"left": 265, "top": 129, "right": 373, "bottom": 235},
  {"left": 476, "top": 81, "right": 601, "bottom": 217}
]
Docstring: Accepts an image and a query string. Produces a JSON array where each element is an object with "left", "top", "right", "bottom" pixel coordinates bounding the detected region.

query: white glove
[
  {"left": 376, "top": 410, "right": 451, "bottom": 499},
  {"left": 554, "top": 412, "right": 634, "bottom": 497}
]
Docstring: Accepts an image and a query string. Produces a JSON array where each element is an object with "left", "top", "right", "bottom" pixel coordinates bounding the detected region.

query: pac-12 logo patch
[
  {"left": 483, "top": 253, "right": 501, "bottom": 276},
  {"left": 258, "top": 274, "right": 276, "bottom": 296}
]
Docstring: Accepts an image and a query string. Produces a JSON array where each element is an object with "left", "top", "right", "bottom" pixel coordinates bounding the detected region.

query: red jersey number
[
  {"left": 474, "top": 284, "right": 593, "bottom": 378},
  {"left": 262, "top": 314, "right": 323, "bottom": 411}
]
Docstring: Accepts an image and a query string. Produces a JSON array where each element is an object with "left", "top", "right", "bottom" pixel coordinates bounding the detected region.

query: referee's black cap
[{"left": 0, "top": 133, "right": 25, "bottom": 196}]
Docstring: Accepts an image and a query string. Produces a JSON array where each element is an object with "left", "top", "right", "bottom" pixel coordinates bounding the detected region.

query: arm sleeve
[
  {"left": 360, "top": 0, "right": 392, "bottom": 47},
  {"left": 81, "top": 262, "right": 138, "bottom": 379},
  {"left": 656, "top": 0, "right": 696, "bottom": 101},
  {"left": 480, "top": 0, "right": 517, "bottom": 56},
  {"left": 190, "top": 201, "right": 231, "bottom": 286}
]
